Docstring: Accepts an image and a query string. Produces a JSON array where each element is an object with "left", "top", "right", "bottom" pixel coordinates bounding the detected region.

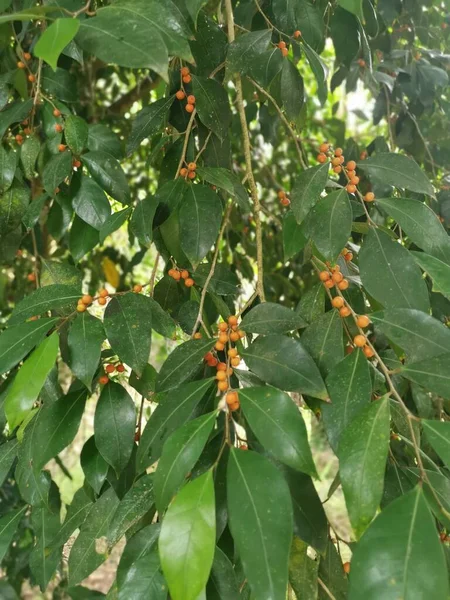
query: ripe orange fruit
[
  {"left": 346, "top": 160, "right": 357, "bottom": 171},
  {"left": 339, "top": 306, "right": 351, "bottom": 318},
  {"left": 281, "top": 197, "right": 290, "bottom": 206},
  {"left": 98, "top": 297, "right": 107, "bottom": 306},
  {"left": 185, "top": 277, "right": 195, "bottom": 287},
  {"left": 334, "top": 148, "right": 343, "bottom": 157},
  {"left": 281, "top": 47, "right": 289, "bottom": 57},
  {"left": 319, "top": 142, "right": 329, "bottom": 153},
  {"left": 215, "top": 341, "right": 225, "bottom": 352},
  {"left": 319, "top": 271, "right": 330, "bottom": 281},
  {"left": 217, "top": 362, "right": 227, "bottom": 371},
  {"left": 58, "top": 144, "right": 66, "bottom": 152},
  {"left": 294, "top": 30, "right": 301, "bottom": 38},
  {"left": 277, "top": 41, "right": 286, "bottom": 49},
  {"left": 187, "top": 162, "right": 197, "bottom": 171},
  {"left": 238, "top": 330, "right": 245, "bottom": 338},
  {"left": 338, "top": 279, "right": 349, "bottom": 290},
  {"left": 55, "top": 124, "right": 63, "bottom": 132},
  {"left": 363, "top": 345, "right": 375, "bottom": 358},
  {"left": 172, "top": 270, "right": 181, "bottom": 281},
  {"left": 228, "top": 347, "right": 238, "bottom": 357},
  {"left": 180, "top": 66, "right": 190, "bottom": 76},
  {"left": 180, "top": 167, "right": 188, "bottom": 177},
  {"left": 216, "top": 370, "right": 227, "bottom": 381},
  {"left": 105, "top": 364, "right": 115, "bottom": 373},
  {"left": 357, "top": 58, "right": 366, "bottom": 67},
  {"left": 98, "top": 288, "right": 109, "bottom": 298},
  {"left": 77, "top": 304, "right": 86, "bottom": 312},
  {"left": 364, "top": 192, "right": 375, "bottom": 202},
  {"left": 354, "top": 334, "right": 366, "bottom": 347},
  {"left": 346, "top": 184, "right": 356, "bottom": 194},
  {"left": 23, "top": 52, "right": 31, "bottom": 60},
  {"left": 218, "top": 322, "right": 228, "bottom": 332},
  {"left": 180, "top": 270, "right": 189, "bottom": 279},
  {"left": 226, "top": 391, "right": 239, "bottom": 405},
  {"left": 360, "top": 151, "right": 368, "bottom": 160},
  {"left": 350, "top": 176, "right": 360, "bottom": 185},
  {"left": 231, "top": 357, "right": 240, "bottom": 367},
  {"left": 218, "top": 380, "right": 228, "bottom": 392},
  {"left": 185, "top": 103, "right": 194, "bottom": 113},
  {"left": 204, "top": 352, "right": 214, "bottom": 362},
  {"left": 357, "top": 315, "right": 370, "bottom": 328},
  {"left": 344, "top": 252, "right": 353, "bottom": 261},
  {"left": 193, "top": 332, "right": 202, "bottom": 339},
  {"left": 317, "top": 153, "right": 327, "bottom": 163},
  {"left": 230, "top": 331, "right": 240, "bottom": 342},
  {"left": 182, "top": 74, "right": 192, "bottom": 84},
  {"left": 343, "top": 561, "right": 351, "bottom": 574},
  {"left": 28, "top": 74, "right": 35, "bottom": 82},
  {"left": 82, "top": 294, "right": 93, "bottom": 305},
  {"left": 218, "top": 332, "right": 229, "bottom": 344},
  {"left": 15, "top": 134, "right": 23, "bottom": 144},
  {"left": 228, "top": 315, "right": 238, "bottom": 327},
  {"left": 332, "top": 271, "right": 343, "bottom": 283},
  {"left": 333, "top": 166, "right": 342, "bottom": 173},
  {"left": 325, "top": 279, "right": 335, "bottom": 289},
  {"left": 99, "top": 375, "right": 109, "bottom": 385},
  {"left": 53, "top": 108, "right": 61, "bottom": 117},
  {"left": 73, "top": 159, "right": 82, "bottom": 168},
  {"left": 331, "top": 157, "right": 341, "bottom": 167},
  {"left": 17, "top": 61, "right": 25, "bottom": 69},
  {"left": 347, "top": 169, "right": 356, "bottom": 179},
  {"left": 133, "top": 284, "right": 143, "bottom": 293},
  {"left": 187, "top": 95, "right": 195, "bottom": 105},
  {"left": 332, "top": 297, "right": 344, "bottom": 308},
  {"left": 176, "top": 90, "right": 185, "bottom": 100}
]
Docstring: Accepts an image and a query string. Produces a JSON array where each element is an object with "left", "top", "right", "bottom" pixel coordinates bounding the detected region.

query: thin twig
[
  {"left": 195, "top": 130, "right": 212, "bottom": 163},
  {"left": 318, "top": 577, "right": 337, "bottom": 600},
  {"left": 137, "top": 394, "right": 145, "bottom": 438},
  {"left": 148, "top": 251, "right": 160, "bottom": 296}
]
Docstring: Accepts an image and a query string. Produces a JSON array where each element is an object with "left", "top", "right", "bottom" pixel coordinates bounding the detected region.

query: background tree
[{"left": 1, "top": 0, "right": 450, "bottom": 598}]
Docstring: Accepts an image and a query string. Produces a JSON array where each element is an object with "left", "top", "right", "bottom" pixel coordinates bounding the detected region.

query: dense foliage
[{"left": 1, "top": 0, "right": 450, "bottom": 598}]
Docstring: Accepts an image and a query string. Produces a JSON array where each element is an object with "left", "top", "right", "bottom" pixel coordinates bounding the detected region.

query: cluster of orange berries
[
  {"left": 98, "top": 363, "right": 125, "bottom": 385},
  {"left": 319, "top": 264, "right": 349, "bottom": 291},
  {"left": 330, "top": 296, "right": 374, "bottom": 357},
  {"left": 276, "top": 41, "right": 289, "bottom": 57},
  {"left": 14, "top": 118, "right": 34, "bottom": 144},
  {"left": 168, "top": 267, "right": 194, "bottom": 287},
  {"left": 176, "top": 90, "right": 196, "bottom": 114},
  {"left": 341, "top": 247, "right": 353, "bottom": 262},
  {"left": 27, "top": 272, "right": 36, "bottom": 282},
  {"left": 17, "top": 52, "right": 36, "bottom": 82},
  {"left": 180, "top": 65, "right": 191, "bottom": 84},
  {"left": 277, "top": 190, "right": 290, "bottom": 207},
  {"left": 179, "top": 161, "right": 197, "bottom": 180}
]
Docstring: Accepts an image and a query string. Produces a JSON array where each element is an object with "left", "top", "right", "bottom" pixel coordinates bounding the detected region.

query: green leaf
[
  {"left": 412, "top": 251, "right": 450, "bottom": 299},
  {"left": 0, "top": 438, "right": 19, "bottom": 486},
  {"left": 48, "top": 486, "right": 93, "bottom": 549},
  {"left": 117, "top": 523, "right": 161, "bottom": 588},
  {"left": 65, "top": 115, "right": 88, "bottom": 155},
  {"left": 0, "top": 183, "right": 30, "bottom": 236},
  {"left": 289, "top": 537, "right": 319, "bottom": 599},
  {"left": 42, "top": 151, "right": 73, "bottom": 194},
  {"left": 99, "top": 207, "right": 132, "bottom": 243},
  {"left": 290, "top": 163, "right": 329, "bottom": 224},
  {"left": 0, "top": 144, "right": 17, "bottom": 193},
  {"left": 29, "top": 507, "right": 62, "bottom": 590},
  {"left": 186, "top": 0, "right": 207, "bottom": 26},
  {"left": 206, "top": 547, "right": 240, "bottom": 599},
  {"left": 349, "top": 487, "right": 448, "bottom": 599},
  {"left": 272, "top": 0, "right": 324, "bottom": 51},
  {"left": 376, "top": 198, "right": 450, "bottom": 265},
  {"left": 67, "top": 314, "right": 105, "bottom": 390},
  {"left": 422, "top": 420, "right": 450, "bottom": 470},
  {"left": 296, "top": 282, "right": 325, "bottom": 324},
  {"left": 0, "top": 507, "right": 26, "bottom": 563},
  {"left": 5, "top": 333, "right": 59, "bottom": 430},
  {"left": 239, "top": 386, "right": 316, "bottom": 475},
  {"left": 129, "top": 196, "right": 158, "bottom": 247},
  {"left": 108, "top": 474, "right": 154, "bottom": 546},
  {"left": 127, "top": 96, "right": 174, "bottom": 155},
  {"left": 136, "top": 378, "right": 213, "bottom": 473},
  {"left": 104, "top": 294, "right": 152, "bottom": 376},
  {"left": 399, "top": 353, "right": 450, "bottom": 399},
  {"left": 41, "top": 67, "right": 77, "bottom": 102},
  {"left": 68, "top": 488, "right": 120, "bottom": 586},
  {"left": 80, "top": 436, "right": 109, "bottom": 495},
  {"left": 281, "top": 60, "right": 304, "bottom": 121},
  {"left": 94, "top": 382, "right": 136, "bottom": 475},
  {"left": 193, "top": 263, "right": 240, "bottom": 295},
  {"left": 227, "top": 30, "right": 272, "bottom": 75},
  {"left": 72, "top": 175, "right": 111, "bottom": 231},
  {"left": 118, "top": 548, "right": 166, "bottom": 600},
  {"left": 144, "top": 295, "right": 176, "bottom": 339},
  {"left": 69, "top": 215, "right": 99, "bottom": 262},
  {"left": 301, "top": 310, "right": 344, "bottom": 376},
  {"left": 359, "top": 227, "right": 430, "bottom": 313},
  {"left": 32, "top": 389, "right": 87, "bottom": 472},
  {"left": 22, "top": 194, "right": 48, "bottom": 229},
  {"left": 160, "top": 470, "right": 216, "bottom": 600},
  {"left": 196, "top": 166, "right": 250, "bottom": 211},
  {"left": 192, "top": 76, "right": 231, "bottom": 141},
  {"left": 0, "top": 99, "right": 33, "bottom": 140},
  {"left": 303, "top": 41, "right": 328, "bottom": 105},
  {"left": 227, "top": 448, "right": 293, "bottom": 600},
  {"left": 0, "top": 317, "right": 58, "bottom": 375},
  {"left": 308, "top": 189, "right": 352, "bottom": 260},
  {"left": 338, "top": 0, "right": 364, "bottom": 19},
  {"left": 282, "top": 210, "right": 307, "bottom": 260},
  {"left": 358, "top": 153, "right": 435, "bottom": 197},
  {"left": 34, "top": 18, "right": 80, "bottom": 71},
  {"left": 322, "top": 349, "right": 372, "bottom": 451},
  {"left": 241, "top": 302, "right": 306, "bottom": 334},
  {"left": 249, "top": 48, "right": 283, "bottom": 89},
  {"left": 10, "top": 285, "right": 80, "bottom": 325},
  {"left": 156, "top": 338, "right": 214, "bottom": 392},
  {"left": 318, "top": 538, "right": 348, "bottom": 599},
  {"left": 40, "top": 258, "right": 82, "bottom": 288},
  {"left": 154, "top": 411, "right": 216, "bottom": 513},
  {"left": 370, "top": 309, "right": 450, "bottom": 362},
  {"left": 20, "top": 135, "right": 40, "bottom": 181},
  {"left": 241, "top": 334, "right": 328, "bottom": 400},
  {"left": 82, "top": 151, "right": 130, "bottom": 204},
  {"left": 88, "top": 123, "right": 123, "bottom": 159},
  {"left": 339, "top": 396, "right": 390, "bottom": 537}
]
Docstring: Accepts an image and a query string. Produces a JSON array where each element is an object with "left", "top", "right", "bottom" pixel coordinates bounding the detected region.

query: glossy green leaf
[
  {"left": 0, "top": 318, "right": 58, "bottom": 375},
  {"left": 242, "top": 334, "right": 328, "bottom": 400},
  {"left": 0, "top": 438, "right": 19, "bottom": 486},
  {"left": 422, "top": 420, "right": 450, "bottom": 469},
  {"left": 20, "top": 135, "right": 40, "bottom": 181},
  {"left": 338, "top": 0, "right": 364, "bottom": 19},
  {"left": 239, "top": 386, "right": 316, "bottom": 475},
  {"left": 42, "top": 151, "right": 72, "bottom": 194},
  {"left": 136, "top": 378, "right": 213, "bottom": 473},
  {"left": 68, "top": 487, "right": 120, "bottom": 586},
  {"left": 192, "top": 76, "right": 231, "bottom": 142},
  {"left": 399, "top": 354, "right": 450, "bottom": 399},
  {"left": 22, "top": 194, "right": 47, "bottom": 229},
  {"left": 0, "top": 99, "right": 33, "bottom": 140},
  {"left": 206, "top": 546, "right": 240, "bottom": 600},
  {"left": 129, "top": 196, "right": 158, "bottom": 247},
  {"left": 48, "top": 486, "right": 93, "bottom": 549},
  {"left": 303, "top": 41, "right": 328, "bottom": 105},
  {"left": 227, "top": 30, "right": 272, "bottom": 75},
  {"left": 156, "top": 338, "right": 214, "bottom": 392},
  {"left": 290, "top": 162, "right": 329, "bottom": 224},
  {"left": 160, "top": 470, "right": 216, "bottom": 600},
  {"left": 99, "top": 207, "right": 132, "bottom": 243},
  {"left": 281, "top": 60, "right": 304, "bottom": 121},
  {"left": 127, "top": 96, "right": 174, "bottom": 154},
  {"left": 104, "top": 293, "right": 152, "bottom": 376},
  {"left": 154, "top": 411, "right": 216, "bottom": 513},
  {"left": 272, "top": 0, "right": 324, "bottom": 51},
  {"left": 338, "top": 396, "right": 390, "bottom": 537},
  {"left": 193, "top": 263, "right": 240, "bottom": 295},
  {"left": 65, "top": 115, "right": 88, "bottom": 155},
  {"left": 117, "top": 523, "right": 161, "bottom": 587},
  {"left": 322, "top": 349, "right": 372, "bottom": 451},
  {"left": 349, "top": 487, "right": 448, "bottom": 599},
  {"left": 318, "top": 538, "right": 348, "bottom": 600},
  {"left": 227, "top": 448, "right": 293, "bottom": 600},
  {"left": 186, "top": 0, "right": 207, "bottom": 26},
  {"left": 308, "top": 189, "right": 352, "bottom": 260},
  {"left": 10, "top": 284, "right": 80, "bottom": 325},
  {"left": 88, "top": 123, "right": 123, "bottom": 159},
  {"left": 34, "top": 18, "right": 80, "bottom": 71},
  {"left": 82, "top": 151, "right": 130, "bottom": 204},
  {"left": 412, "top": 251, "right": 450, "bottom": 299},
  {"left": 371, "top": 309, "right": 450, "bottom": 362},
  {"left": 359, "top": 227, "right": 430, "bottom": 313},
  {"left": 68, "top": 313, "right": 105, "bottom": 389},
  {"left": 282, "top": 210, "right": 307, "bottom": 260},
  {"left": 145, "top": 295, "right": 176, "bottom": 338},
  {"left": 69, "top": 215, "right": 99, "bottom": 262},
  {"left": 249, "top": 48, "right": 283, "bottom": 88},
  {"left": 289, "top": 537, "right": 319, "bottom": 599},
  {"left": 29, "top": 507, "right": 62, "bottom": 590},
  {"left": 0, "top": 507, "right": 26, "bottom": 562},
  {"left": 296, "top": 282, "right": 325, "bottom": 324},
  {"left": 241, "top": 302, "right": 306, "bottom": 334},
  {"left": 0, "top": 183, "right": 30, "bottom": 236},
  {"left": 358, "top": 153, "right": 435, "bottom": 197},
  {"left": 118, "top": 548, "right": 166, "bottom": 600},
  {"left": 196, "top": 166, "right": 249, "bottom": 211},
  {"left": 80, "top": 436, "right": 109, "bottom": 495},
  {"left": 94, "top": 381, "right": 136, "bottom": 475},
  {"left": 376, "top": 197, "right": 450, "bottom": 265},
  {"left": 108, "top": 474, "right": 154, "bottom": 546},
  {"left": 0, "top": 144, "right": 17, "bottom": 193},
  {"left": 301, "top": 310, "right": 344, "bottom": 376},
  {"left": 5, "top": 333, "right": 59, "bottom": 430}
]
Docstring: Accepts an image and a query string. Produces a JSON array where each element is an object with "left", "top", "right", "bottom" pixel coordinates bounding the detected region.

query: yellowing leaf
[{"left": 102, "top": 256, "right": 120, "bottom": 289}]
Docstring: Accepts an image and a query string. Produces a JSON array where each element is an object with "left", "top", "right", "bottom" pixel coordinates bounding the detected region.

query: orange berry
[
  {"left": 277, "top": 190, "right": 286, "bottom": 199},
  {"left": 281, "top": 47, "right": 288, "bottom": 57},
  {"left": 27, "top": 272, "right": 36, "bottom": 282},
  {"left": 364, "top": 192, "right": 375, "bottom": 202},
  {"left": 228, "top": 315, "right": 238, "bottom": 327},
  {"left": 338, "top": 279, "right": 349, "bottom": 290},
  {"left": 218, "top": 380, "right": 228, "bottom": 392},
  {"left": 217, "top": 362, "right": 227, "bottom": 371},
  {"left": 185, "top": 277, "right": 195, "bottom": 287},
  {"left": 185, "top": 103, "right": 194, "bottom": 113},
  {"left": 229, "top": 401, "right": 240, "bottom": 411},
  {"left": 218, "top": 332, "right": 229, "bottom": 344},
  {"left": 98, "top": 297, "right": 107, "bottom": 306},
  {"left": 346, "top": 184, "right": 356, "bottom": 194},
  {"left": 23, "top": 52, "right": 31, "bottom": 60},
  {"left": 363, "top": 345, "right": 375, "bottom": 358},
  {"left": 334, "top": 148, "right": 343, "bottom": 157},
  {"left": 354, "top": 334, "right": 366, "bottom": 348},
  {"left": 230, "top": 331, "right": 240, "bottom": 342},
  {"left": 180, "top": 167, "right": 188, "bottom": 177},
  {"left": 216, "top": 370, "right": 227, "bottom": 381},
  {"left": 319, "top": 142, "right": 330, "bottom": 153},
  {"left": 344, "top": 252, "right": 353, "bottom": 261},
  {"left": 226, "top": 391, "right": 239, "bottom": 405},
  {"left": 99, "top": 375, "right": 109, "bottom": 385},
  {"left": 338, "top": 156, "right": 345, "bottom": 164},
  {"left": 28, "top": 74, "right": 35, "bottom": 82},
  {"left": 228, "top": 347, "right": 238, "bottom": 358},
  {"left": 317, "top": 153, "right": 327, "bottom": 163},
  {"left": 23, "top": 128, "right": 31, "bottom": 136},
  {"left": 181, "top": 66, "right": 190, "bottom": 76},
  {"left": 82, "top": 294, "right": 93, "bottom": 305},
  {"left": 231, "top": 356, "right": 240, "bottom": 367},
  {"left": 333, "top": 166, "right": 342, "bottom": 174},
  {"left": 99, "top": 288, "right": 109, "bottom": 298},
  {"left": 73, "top": 159, "right": 82, "bottom": 168},
  {"left": 187, "top": 95, "right": 196, "bottom": 105},
  {"left": 55, "top": 123, "right": 63, "bottom": 133},
  {"left": 187, "top": 162, "right": 197, "bottom": 171},
  {"left": 332, "top": 297, "right": 344, "bottom": 309},
  {"left": 133, "top": 284, "right": 143, "bottom": 293},
  {"left": 105, "top": 364, "right": 115, "bottom": 373},
  {"left": 357, "top": 315, "right": 370, "bottom": 328},
  {"left": 319, "top": 271, "right": 330, "bottom": 281},
  {"left": 347, "top": 170, "right": 356, "bottom": 179},
  {"left": 54, "top": 187, "right": 60, "bottom": 194},
  {"left": 188, "top": 171, "right": 196, "bottom": 179},
  {"left": 204, "top": 352, "right": 214, "bottom": 362},
  {"left": 331, "top": 157, "right": 341, "bottom": 167},
  {"left": 357, "top": 58, "right": 366, "bottom": 67},
  {"left": 53, "top": 108, "right": 61, "bottom": 117},
  {"left": 281, "top": 197, "right": 290, "bottom": 207},
  {"left": 325, "top": 279, "right": 335, "bottom": 289},
  {"left": 193, "top": 332, "right": 202, "bottom": 339},
  {"left": 17, "top": 61, "right": 25, "bottom": 69},
  {"left": 172, "top": 270, "right": 181, "bottom": 281},
  {"left": 332, "top": 264, "right": 341, "bottom": 272},
  {"left": 343, "top": 561, "right": 351, "bottom": 574},
  {"left": 360, "top": 151, "right": 368, "bottom": 160},
  {"left": 218, "top": 322, "right": 228, "bottom": 332},
  {"left": 182, "top": 74, "right": 192, "bottom": 84},
  {"left": 215, "top": 341, "right": 225, "bottom": 352},
  {"left": 15, "top": 134, "right": 23, "bottom": 144},
  {"left": 180, "top": 270, "right": 189, "bottom": 279},
  {"left": 350, "top": 176, "right": 360, "bottom": 185},
  {"left": 339, "top": 306, "right": 351, "bottom": 318},
  {"left": 277, "top": 41, "right": 286, "bottom": 49},
  {"left": 238, "top": 330, "right": 245, "bottom": 339},
  {"left": 176, "top": 90, "right": 186, "bottom": 100},
  {"left": 208, "top": 357, "right": 218, "bottom": 367},
  {"left": 346, "top": 160, "right": 357, "bottom": 170},
  {"left": 76, "top": 304, "right": 86, "bottom": 312},
  {"left": 58, "top": 144, "right": 66, "bottom": 152},
  {"left": 332, "top": 271, "right": 343, "bottom": 283},
  {"left": 294, "top": 30, "right": 301, "bottom": 38}
]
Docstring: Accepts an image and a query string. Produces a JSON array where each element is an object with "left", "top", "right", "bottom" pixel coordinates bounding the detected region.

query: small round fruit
[
  {"left": 217, "top": 362, "right": 227, "bottom": 371},
  {"left": 185, "top": 103, "right": 194, "bottom": 113},
  {"left": 15, "top": 134, "right": 23, "bottom": 144},
  {"left": 364, "top": 192, "right": 375, "bottom": 202},
  {"left": 23, "top": 52, "right": 31, "bottom": 60},
  {"left": 53, "top": 108, "right": 61, "bottom": 117},
  {"left": 172, "top": 270, "right": 181, "bottom": 281},
  {"left": 180, "top": 167, "right": 188, "bottom": 177},
  {"left": 228, "top": 347, "right": 238, "bottom": 358},
  {"left": 182, "top": 74, "right": 192, "bottom": 84},
  {"left": 28, "top": 74, "right": 35, "bottom": 82},
  {"left": 204, "top": 352, "right": 214, "bottom": 362},
  {"left": 218, "top": 333, "right": 229, "bottom": 344},
  {"left": 281, "top": 47, "right": 289, "bottom": 57},
  {"left": 317, "top": 153, "right": 327, "bottom": 163},
  {"left": 331, "top": 157, "right": 341, "bottom": 167},
  {"left": 208, "top": 356, "right": 218, "bottom": 367},
  {"left": 216, "top": 370, "right": 227, "bottom": 381},
  {"left": 363, "top": 345, "right": 375, "bottom": 358},
  {"left": 354, "top": 334, "right": 366, "bottom": 347},
  {"left": 180, "top": 66, "right": 190, "bottom": 76},
  {"left": 319, "top": 142, "right": 329, "bottom": 153},
  {"left": 325, "top": 279, "right": 335, "bottom": 289},
  {"left": 281, "top": 197, "right": 290, "bottom": 206},
  {"left": 181, "top": 270, "right": 189, "bottom": 279},
  {"left": 215, "top": 341, "right": 225, "bottom": 352},
  {"left": 176, "top": 90, "right": 186, "bottom": 100},
  {"left": 319, "top": 271, "right": 330, "bottom": 282},
  {"left": 82, "top": 294, "right": 93, "bottom": 305},
  {"left": 347, "top": 169, "right": 356, "bottom": 179},
  {"left": 356, "top": 315, "right": 370, "bottom": 328},
  {"left": 105, "top": 364, "right": 115, "bottom": 373},
  {"left": 226, "top": 391, "right": 239, "bottom": 405},
  {"left": 231, "top": 356, "right": 240, "bottom": 367},
  {"left": 17, "top": 61, "right": 25, "bottom": 69},
  {"left": 338, "top": 279, "right": 349, "bottom": 290},
  {"left": 332, "top": 271, "right": 343, "bottom": 283},
  {"left": 55, "top": 123, "right": 63, "bottom": 132},
  {"left": 58, "top": 144, "right": 66, "bottom": 152},
  {"left": 346, "top": 184, "right": 357, "bottom": 194},
  {"left": 294, "top": 30, "right": 301, "bottom": 38},
  {"left": 187, "top": 162, "right": 197, "bottom": 171},
  {"left": 230, "top": 331, "right": 240, "bottom": 342},
  {"left": 346, "top": 160, "right": 356, "bottom": 171},
  {"left": 333, "top": 166, "right": 342, "bottom": 174},
  {"left": 339, "top": 306, "right": 351, "bottom": 318},
  {"left": 99, "top": 375, "right": 109, "bottom": 385},
  {"left": 277, "top": 41, "right": 286, "bottom": 49},
  {"left": 133, "top": 284, "right": 143, "bottom": 293},
  {"left": 117, "top": 364, "right": 125, "bottom": 373},
  {"left": 344, "top": 252, "right": 353, "bottom": 261},
  {"left": 77, "top": 304, "right": 86, "bottom": 312},
  {"left": 332, "top": 296, "right": 344, "bottom": 308},
  {"left": 238, "top": 330, "right": 245, "bottom": 338},
  {"left": 98, "top": 297, "right": 107, "bottom": 306},
  {"left": 228, "top": 315, "right": 238, "bottom": 327},
  {"left": 73, "top": 159, "right": 82, "bottom": 168},
  {"left": 334, "top": 147, "right": 343, "bottom": 157},
  {"left": 187, "top": 96, "right": 196, "bottom": 105},
  {"left": 188, "top": 171, "right": 196, "bottom": 179},
  {"left": 360, "top": 151, "right": 368, "bottom": 160},
  {"left": 218, "top": 380, "right": 228, "bottom": 392},
  {"left": 193, "top": 332, "right": 202, "bottom": 339},
  {"left": 185, "top": 277, "right": 195, "bottom": 287},
  {"left": 343, "top": 562, "right": 351, "bottom": 574}
]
